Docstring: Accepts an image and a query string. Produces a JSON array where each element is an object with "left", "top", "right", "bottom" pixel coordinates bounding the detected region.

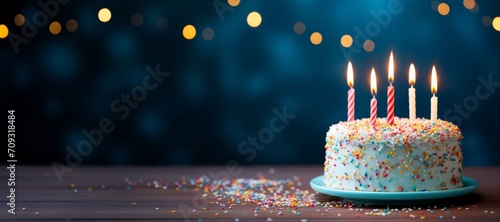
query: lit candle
[
  {"left": 387, "top": 51, "right": 395, "bottom": 125},
  {"left": 347, "top": 62, "right": 355, "bottom": 121},
  {"left": 431, "top": 65, "right": 438, "bottom": 123},
  {"left": 409, "top": 63, "right": 416, "bottom": 121},
  {"left": 370, "top": 68, "right": 377, "bottom": 126}
]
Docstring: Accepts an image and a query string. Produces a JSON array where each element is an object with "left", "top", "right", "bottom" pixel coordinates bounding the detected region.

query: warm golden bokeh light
[
  {"left": 183, "top": 24, "right": 197, "bottom": 40},
  {"left": 493, "top": 17, "right": 500, "bottom": 31},
  {"left": 66, "top": 19, "right": 78, "bottom": 32},
  {"left": 0, "top": 24, "right": 8, "bottom": 39},
  {"left": 14, "top": 14, "right": 25, "bottom": 26},
  {"left": 340, "top": 34, "right": 353, "bottom": 48},
  {"left": 310, "top": 32, "right": 322, "bottom": 45},
  {"left": 98, "top": 8, "right": 112, "bottom": 22},
  {"left": 228, "top": 0, "right": 240, "bottom": 7},
  {"left": 463, "top": 0, "right": 476, "bottom": 10},
  {"left": 363, "top": 40, "right": 375, "bottom": 52},
  {"left": 49, "top": 21, "right": 62, "bottom": 35},
  {"left": 247, "top": 12, "right": 262, "bottom": 28},
  {"left": 438, "top": 3, "right": 450, "bottom": 16}
]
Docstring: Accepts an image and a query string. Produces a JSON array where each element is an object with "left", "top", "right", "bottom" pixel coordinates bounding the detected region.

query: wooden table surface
[{"left": 1, "top": 166, "right": 499, "bottom": 221}]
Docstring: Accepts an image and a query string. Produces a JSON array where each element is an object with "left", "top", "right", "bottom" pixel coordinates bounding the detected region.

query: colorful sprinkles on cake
[{"left": 324, "top": 117, "right": 463, "bottom": 192}]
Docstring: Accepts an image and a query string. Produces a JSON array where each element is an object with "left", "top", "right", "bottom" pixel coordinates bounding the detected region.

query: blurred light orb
[
  {"left": 438, "top": 3, "right": 450, "bottom": 16},
  {"left": 463, "top": 0, "right": 476, "bottom": 10},
  {"left": 66, "top": 19, "right": 78, "bottom": 32},
  {"left": 14, "top": 14, "right": 25, "bottom": 26},
  {"left": 156, "top": 17, "right": 168, "bottom": 30},
  {"left": 0, "top": 24, "right": 8, "bottom": 39},
  {"left": 228, "top": 0, "right": 240, "bottom": 7},
  {"left": 247, "top": 11, "right": 262, "bottom": 28},
  {"left": 470, "top": 2, "right": 479, "bottom": 13},
  {"left": 293, "top": 22, "right": 306, "bottom": 35},
  {"left": 183, "top": 24, "right": 196, "bottom": 40},
  {"left": 202, "top": 27, "right": 214, "bottom": 41},
  {"left": 310, "top": 32, "right": 322, "bottom": 45},
  {"left": 131, "top": 13, "right": 144, "bottom": 27},
  {"left": 431, "top": 1, "right": 439, "bottom": 11},
  {"left": 340, "top": 34, "right": 353, "bottom": 48},
  {"left": 482, "top": 16, "right": 492, "bottom": 27},
  {"left": 45, "top": 44, "right": 79, "bottom": 81},
  {"left": 363, "top": 40, "right": 375, "bottom": 52},
  {"left": 49, "top": 21, "right": 62, "bottom": 35},
  {"left": 493, "top": 17, "right": 500, "bottom": 31},
  {"left": 98, "top": 8, "right": 112, "bottom": 22}
]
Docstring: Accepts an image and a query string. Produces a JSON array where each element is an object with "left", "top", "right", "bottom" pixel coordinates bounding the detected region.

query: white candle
[
  {"left": 409, "top": 63, "right": 416, "bottom": 121},
  {"left": 430, "top": 66, "right": 438, "bottom": 123}
]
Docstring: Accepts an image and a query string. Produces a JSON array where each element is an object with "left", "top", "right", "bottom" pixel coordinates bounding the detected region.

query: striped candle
[
  {"left": 387, "top": 51, "right": 395, "bottom": 125},
  {"left": 348, "top": 88, "right": 355, "bottom": 121},
  {"left": 387, "top": 84, "right": 394, "bottom": 124},
  {"left": 347, "top": 62, "right": 355, "bottom": 121},
  {"left": 370, "top": 68, "right": 377, "bottom": 126}
]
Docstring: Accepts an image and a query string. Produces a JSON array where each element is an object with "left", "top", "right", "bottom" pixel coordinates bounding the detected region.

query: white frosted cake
[{"left": 324, "top": 117, "right": 463, "bottom": 192}]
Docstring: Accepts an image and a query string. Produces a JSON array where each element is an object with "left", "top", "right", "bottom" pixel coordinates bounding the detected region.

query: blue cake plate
[{"left": 310, "top": 175, "right": 478, "bottom": 205}]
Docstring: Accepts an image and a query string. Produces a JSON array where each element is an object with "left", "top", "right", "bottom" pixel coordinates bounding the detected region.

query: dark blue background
[{"left": 2, "top": 0, "right": 500, "bottom": 166}]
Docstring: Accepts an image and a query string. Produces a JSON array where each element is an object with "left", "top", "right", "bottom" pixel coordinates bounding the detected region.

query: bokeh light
[
  {"left": 66, "top": 19, "right": 78, "bottom": 32},
  {"left": 493, "top": 17, "right": 500, "bottom": 31},
  {"left": 340, "top": 34, "right": 353, "bottom": 48},
  {"left": 463, "top": 0, "right": 476, "bottom": 10},
  {"left": 293, "top": 22, "right": 306, "bottom": 35},
  {"left": 202, "top": 27, "right": 214, "bottom": 41},
  {"left": 470, "top": 2, "right": 479, "bottom": 13},
  {"left": 156, "top": 17, "right": 168, "bottom": 30},
  {"left": 183, "top": 24, "right": 196, "bottom": 40},
  {"left": 310, "top": 32, "right": 322, "bottom": 45},
  {"left": 98, "top": 8, "right": 112, "bottom": 22},
  {"left": 14, "top": 14, "right": 25, "bottom": 26},
  {"left": 49, "top": 21, "right": 62, "bottom": 35},
  {"left": 0, "top": 24, "right": 8, "bottom": 39},
  {"left": 247, "top": 11, "right": 262, "bottom": 28},
  {"left": 131, "top": 13, "right": 144, "bottom": 27},
  {"left": 431, "top": 1, "right": 439, "bottom": 11},
  {"left": 482, "top": 16, "right": 492, "bottom": 26},
  {"left": 438, "top": 3, "right": 450, "bottom": 16},
  {"left": 363, "top": 39, "right": 375, "bottom": 52},
  {"left": 228, "top": 0, "right": 240, "bottom": 7}
]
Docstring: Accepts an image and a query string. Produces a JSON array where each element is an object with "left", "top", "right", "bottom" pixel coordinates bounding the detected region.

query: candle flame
[
  {"left": 409, "top": 63, "right": 416, "bottom": 85},
  {"left": 347, "top": 61, "right": 354, "bottom": 87},
  {"left": 431, "top": 65, "right": 437, "bottom": 94},
  {"left": 388, "top": 51, "right": 394, "bottom": 83},
  {"left": 371, "top": 68, "right": 377, "bottom": 95}
]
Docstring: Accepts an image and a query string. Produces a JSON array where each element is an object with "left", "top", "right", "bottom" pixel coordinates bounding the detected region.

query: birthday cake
[{"left": 323, "top": 117, "right": 463, "bottom": 192}]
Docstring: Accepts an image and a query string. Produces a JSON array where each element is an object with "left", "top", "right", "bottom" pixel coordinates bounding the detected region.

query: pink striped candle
[
  {"left": 387, "top": 51, "right": 395, "bottom": 125},
  {"left": 370, "top": 68, "right": 377, "bottom": 126},
  {"left": 347, "top": 62, "right": 355, "bottom": 121}
]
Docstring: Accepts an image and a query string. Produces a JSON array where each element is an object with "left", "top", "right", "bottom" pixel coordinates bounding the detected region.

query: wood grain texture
[{"left": 1, "top": 166, "right": 499, "bottom": 221}]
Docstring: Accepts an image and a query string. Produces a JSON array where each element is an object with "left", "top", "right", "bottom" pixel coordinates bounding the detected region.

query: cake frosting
[{"left": 324, "top": 117, "right": 463, "bottom": 192}]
